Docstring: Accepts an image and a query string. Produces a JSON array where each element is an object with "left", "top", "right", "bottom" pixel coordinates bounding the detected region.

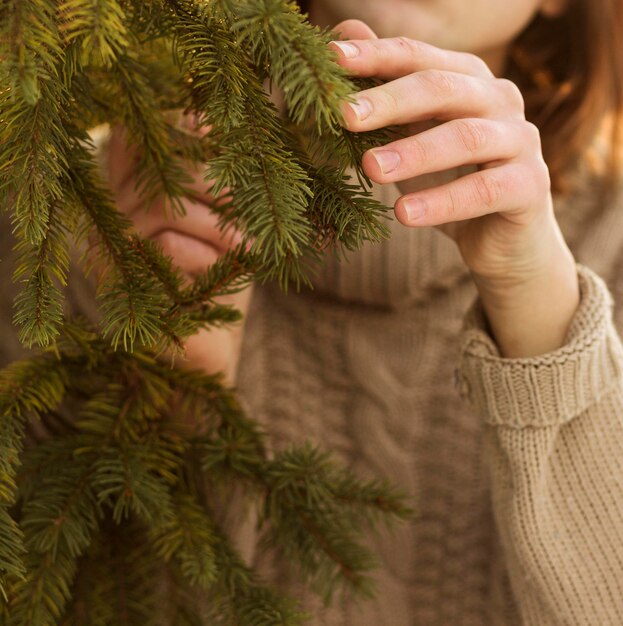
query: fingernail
[
  {"left": 347, "top": 97, "right": 372, "bottom": 121},
  {"left": 329, "top": 40, "right": 360, "bottom": 59},
  {"left": 372, "top": 150, "right": 401, "bottom": 175},
  {"left": 403, "top": 197, "right": 428, "bottom": 222}
]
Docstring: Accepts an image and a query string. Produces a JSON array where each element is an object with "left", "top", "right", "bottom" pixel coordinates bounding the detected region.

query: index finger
[{"left": 328, "top": 37, "right": 494, "bottom": 80}]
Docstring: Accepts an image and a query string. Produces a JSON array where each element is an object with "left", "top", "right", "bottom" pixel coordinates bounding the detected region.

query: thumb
[{"left": 332, "top": 19, "right": 378, "bottom": 41}]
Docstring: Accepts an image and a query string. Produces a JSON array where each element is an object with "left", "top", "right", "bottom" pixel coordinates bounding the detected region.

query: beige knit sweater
[
  {"left": 1, "top": 166, "right": 622, "bottom": 625},
  {"left": 231, "top": 169, "right": 623, "bottom": 625}
]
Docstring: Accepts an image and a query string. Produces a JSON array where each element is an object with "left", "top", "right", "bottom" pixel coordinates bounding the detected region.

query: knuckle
[
  {"left": 522, "top": 121, "right": 542, "bottom": 148},
  {"left": 465, "top": 52, "right": 491, "bottom": 76},
  {"left": 153, "top": 230, "right": 180, "bottom": 256},
  {"left": 472, "top": 173, "right": 503, "bottom": 208},
  {"left": 454, "top": 119, "right": 487, "bottom": 154},
  {"left": 394, "top": 36, "right": 422, "bottom": 58},
  {"left": 496, "top": 78, "right": 525, "bottom": 110},
  {"left": 380, "top": 87, "right": 400, "bottom": 114},
  {"left": 408, "top": 136, "right": 431, "bottom": 166},
  {"left": 531, "top": 158, "right": 552, "bottom": 192},
  {"left": 418, "top": 69, "right": 456, "bottom": 99},
  {"left": 445, "top": 187, "right": 461, "bottom": 219}
]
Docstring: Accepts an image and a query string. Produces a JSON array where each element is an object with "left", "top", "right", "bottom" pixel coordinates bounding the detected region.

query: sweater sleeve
[{"left": 458, "top": 263, "right": 623, "bottom": 625}]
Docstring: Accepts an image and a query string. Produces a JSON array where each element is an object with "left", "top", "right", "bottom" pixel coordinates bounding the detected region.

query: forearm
[
  {"left": 472, "top": 219, "right": 580, "bottom": 358},
  {"left": 459, "top": 264, "right": 623, "bottom": 624}
]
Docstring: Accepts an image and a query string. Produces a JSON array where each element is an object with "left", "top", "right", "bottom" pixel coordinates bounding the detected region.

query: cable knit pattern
[
  {"left": 234, "top": 175, "right": 623, "bottom": 625},
  {"left": 1, "top": 162, "right": 623, "bottom": 623}
]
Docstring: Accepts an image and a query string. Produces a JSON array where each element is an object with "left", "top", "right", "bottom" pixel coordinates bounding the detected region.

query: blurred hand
[{"left": 106, "top": 121, "right": 253, "bottom": 382}]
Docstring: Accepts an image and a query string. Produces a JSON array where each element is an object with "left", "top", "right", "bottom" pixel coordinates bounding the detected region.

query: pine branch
[
  {"left": 65, "top": 144, "right": 176, "bottom": 350},
  {"left": 58, "top": 0, "right": 130, "bottom": 67},
  {"left": 305, "top": 165, "right": 391, "bottom": 253},
  {"left": 203, "top": 524, "right": 307, "bottom": 626},
  {"left": 113, "top": 51, "right": 193, "bottom": 214},
  {"left": 0, "top": 352, "right": 71, "bottom": 503},
  {"left": 168, "top": 0, "right": 316, "bottom": 288},
  {"left": 0, "top": 511, "right": 26, "bottom": 603},
  {"left": 261, "top": 445, "right": 378, "bottom": 603},
  {"left": 0, "top": 2, "right": 78, "bottom": 347},
  {"left": 0, "top": 1, "right": 69, "bottom": 239},
  {"left": 103, "top": 520, "right": 160, "bottom": 626},
  {"left": 93, "top": 446, "right": 174, "bottom": 524},
  {"left": 0, "top": 3, "right": 416, "bottom": 623},
  {"left": 179, "top": 244, "right": 257, "bottom": 304},
  {"left": 149, "top": 494, "right": 218, "bottom": 588},
  {"left": 20, "top": 455, "right": 100, "bottom": 561},
  {"left": 0, "top": 0, "right": 63, "bottom": 105},
  {"left": 6, "top": 547, "right": 78, "bottom": 626},
  {"left": 12, "top": 200, "right": 72, "bottom": 347},
  {"left": 225, "top": 0, "right": 352, "bottom": 132},
  {"left": 196, "top": 430, "right": 411, "bottom": 601},
  {"left": 283, "top": 117, "right": 393, "bottom": 256}
]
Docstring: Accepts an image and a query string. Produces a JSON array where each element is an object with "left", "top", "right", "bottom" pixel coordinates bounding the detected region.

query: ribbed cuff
[{"left": 458, "top": 264, "right": 623, "bottom": 428}]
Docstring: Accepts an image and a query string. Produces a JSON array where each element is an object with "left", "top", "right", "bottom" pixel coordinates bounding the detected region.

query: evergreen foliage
[{"left": 0, "top": 0, "right": 411, "bottom": 623}]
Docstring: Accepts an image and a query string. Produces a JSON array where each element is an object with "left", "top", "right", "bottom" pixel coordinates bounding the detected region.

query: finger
[
  {"left": 117, "top": 160, "right": 230, "bottom": 218},
  {"left": 109, "top": 116, "right": 221, "bottom": 215},
  {"left": 132, "top": 199, "right": 244, "bottom": 254},
  {"left": 107, "top": 125, "right": 140, "bottom": 193},
  {"left": 394, "top": 160, "right": 550, "bottom": 227},
  {"left": 342, "top": 72, "right": 524, "bottom": 131},
  {"left": 363, "top": 119, "right": 539, "bottom": 183},
  {"left": 151, "top": 230, "right": 221, "bottom": 277},
  {"left": 332, "top": 19, "right": 378, "bottom": 41},
  {"left": 178, "top": 109, "right": 213, "bottom": 138},
  {"left": 329, "top": 36, "right": 493, "bottom": 80},
  {"left": 178, "top": 164, "right": 233, "bottom": 211}
]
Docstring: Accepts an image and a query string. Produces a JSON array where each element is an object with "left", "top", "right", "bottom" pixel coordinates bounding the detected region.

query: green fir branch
[
  {"left": 149, "top": 494, "right": 218, "bottom": 588},
  {"left": 12, "top": 200, "right": 72, "bottom": 347},
  {"left": 0, "top": 0, "right": 69, "bottom": 239},
  {"left": 179, "top": 244, "right": 257, "bottom": 304},
  {"left": 113, "top": 51, "right": 193, "bottom": 214},
  {"left": 261, "top": 445, "right": 377, "bottom": 603},
  {"left": 225, "top": 0, "right": 352, "bottom": 132},
  {"left": 203, "top": 526, "right": 307, "bottom": 626},
  {"left": 65, "top": 144, "right": 176, "bottom": 350},
  {"left": 93, "top": 446, "right": 174, "bottom": 524},
  {"left": 20, "top": 455, "right": 100, "bottom": 561},
  {"left": 0, "top": 511, "right": 26, "bottom": 603},
  {"left": 305, "top": 165, "right": 391, "bottom": 252},
  {"left": 0, "top": 2, "right": 415, "bottom": 623},
  {"left": 168, "top": 0, "right": 316, "bottom": 288},
  {"left": 6, "top": 549, "right": 78, "bottom": 626},
  {"left": 0, "top": 0, "right": 63, "bottom": 105},
  {"left": 58, "top": 0, "right": 130, "bottom": 67}
]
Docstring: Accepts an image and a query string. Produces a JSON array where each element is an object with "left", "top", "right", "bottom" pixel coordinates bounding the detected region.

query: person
[{"left": 2, "top": 0, "right": 621, "bottom": 624}]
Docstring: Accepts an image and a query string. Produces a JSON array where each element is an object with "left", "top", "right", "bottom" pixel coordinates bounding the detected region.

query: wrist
[{"left": 471, "top": 222, "right": 580, "bottom": 358}]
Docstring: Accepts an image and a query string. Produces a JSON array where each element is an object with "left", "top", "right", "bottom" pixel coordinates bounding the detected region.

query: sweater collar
[{"left": 308, "top": 165, "right": 608, "bottom": 310}]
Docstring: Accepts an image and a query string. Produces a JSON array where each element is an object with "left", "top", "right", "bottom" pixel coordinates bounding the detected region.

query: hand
[
  {"left": 329, "top": 20, "right": 580, "bottom": 357},
  {"left": 106, "top": 121, "right": 253, "bottom": 381}
]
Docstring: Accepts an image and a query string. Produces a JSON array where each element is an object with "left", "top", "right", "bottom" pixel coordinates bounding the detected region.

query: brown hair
[{"left": 499, "top": 1, "right": 623, "bottom": 193}]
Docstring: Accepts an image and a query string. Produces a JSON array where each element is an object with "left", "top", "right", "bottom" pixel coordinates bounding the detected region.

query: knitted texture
[
  {"left": 233, "top": 175, "right": 623, "bottom": 625},
  {"left": 1, "top": 168, "right": 623, "bottom": 623},
  {"left": 460, "top": 265, "right": 623, "bottom": 427},
  {"left": 459, "top": 265, "right": 623, "bottom": 624}
]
